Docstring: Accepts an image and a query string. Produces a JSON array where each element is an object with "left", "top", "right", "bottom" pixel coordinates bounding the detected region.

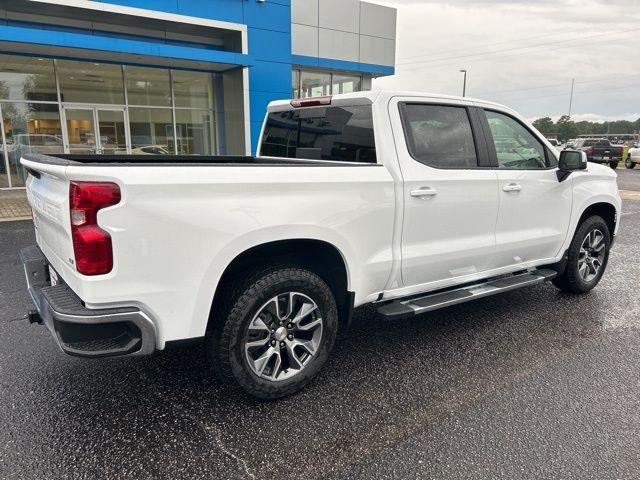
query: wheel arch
[
  {"left": 577, "top": 201, "right": 617, "bottom": 235},
  {"left": 546, "top": 200, "right": 618, "bottom": 277},
  {"left": 206, "top": 238, "right": 354, "bottom": 333}
]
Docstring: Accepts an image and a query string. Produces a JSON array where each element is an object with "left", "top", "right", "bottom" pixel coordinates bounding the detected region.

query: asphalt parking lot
[
  {"left": 617, "top": 164, "right": 640, "bottom": 192},
  {"left": 1, "top": 175, "right": 640, "bottom": 479}
]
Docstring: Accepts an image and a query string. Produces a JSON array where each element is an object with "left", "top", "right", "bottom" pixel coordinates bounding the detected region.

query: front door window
[{"left": 484, "top": 110, "right": 548, "bottom": 170}]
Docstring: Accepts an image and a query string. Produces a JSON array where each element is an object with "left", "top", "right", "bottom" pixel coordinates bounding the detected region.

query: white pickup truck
[{"left": 20, "top": 91, "right": 621, "bottom": 399}]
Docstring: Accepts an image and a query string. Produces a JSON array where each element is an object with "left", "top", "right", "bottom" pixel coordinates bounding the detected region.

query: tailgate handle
[{"left": 26, "top": 168, "right": 41, "bottom": 179}]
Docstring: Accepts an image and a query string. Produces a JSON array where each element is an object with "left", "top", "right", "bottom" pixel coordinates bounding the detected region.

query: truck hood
[{"left": 587, "top": 162, "right": 617, "bottom": 179}]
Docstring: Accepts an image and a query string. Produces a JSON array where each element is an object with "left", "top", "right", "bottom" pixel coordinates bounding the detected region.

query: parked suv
[{"left": 20, "top": 91, "right": 620, "bottom": 399}]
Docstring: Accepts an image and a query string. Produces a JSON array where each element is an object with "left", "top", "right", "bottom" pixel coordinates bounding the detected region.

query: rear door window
[
  {"left": 260, "top": 105, "right": 376, "bottom": 163},
  {"left": 399, "top": 103, "right": 479, "bottom": 169}
]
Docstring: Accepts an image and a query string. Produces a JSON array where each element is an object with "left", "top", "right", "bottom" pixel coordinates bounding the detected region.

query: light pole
[
  {"left": 459, "top": 69, "right": 467, "bottom": 97},
  {"left": 568, "top": 78, "right": 575, "bottom": 117}
]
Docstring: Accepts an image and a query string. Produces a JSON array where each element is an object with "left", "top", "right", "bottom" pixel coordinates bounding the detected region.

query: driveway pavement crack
[
  {"left": 213, "top": 435, "right": 256, "bottom": 479},
  {"left": 171, "top": 401, "right": 256, "bottom": 479}
]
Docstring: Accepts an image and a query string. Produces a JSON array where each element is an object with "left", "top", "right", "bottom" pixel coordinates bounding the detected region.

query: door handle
[
  {"left": 410, "top": 187, "right": 438, "bottom": 198},
  {"left": 502, "top": 183, "right": 522, "bottom": 193}
]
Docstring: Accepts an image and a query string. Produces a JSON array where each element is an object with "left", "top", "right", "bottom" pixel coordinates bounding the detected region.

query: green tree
[
  {"left": 555, "top": 115, "right": 578, "bottom": 142},
  {"left": 532, "top": 117, "right": 554, "bottom": 134}
]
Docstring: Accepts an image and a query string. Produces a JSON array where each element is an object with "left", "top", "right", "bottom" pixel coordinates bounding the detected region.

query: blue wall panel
[
  {"left": 101, "top": 0, "right": 178, "bottom": 13},
  {"left": 177, "top": 0, "right": 244, "bottom": 24},
  {"left": 242, "top": 2, "right": 290, "bottom": 33},
  {"left": 250, "top": 120, "right": 266, "bottom": 152},
  {"left": 241, "top": 1, "right": 292, "bottom": 153},
  {"left": 249, "top": 61, "right": 291, "bottom": 95}
]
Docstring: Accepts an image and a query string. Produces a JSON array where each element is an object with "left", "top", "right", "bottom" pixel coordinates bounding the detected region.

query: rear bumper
[{"left": 20, "top": 245, "right": 157, "bottom": 358}]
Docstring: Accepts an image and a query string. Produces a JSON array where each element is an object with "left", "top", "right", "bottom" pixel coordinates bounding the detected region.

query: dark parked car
[{"left": 572, "top": 138, "right": 624, "bottom": 169}]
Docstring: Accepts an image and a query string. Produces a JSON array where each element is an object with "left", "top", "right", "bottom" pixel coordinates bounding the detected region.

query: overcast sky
[{"left": 370, "top": 0, "right": 640, "bottom": 122}]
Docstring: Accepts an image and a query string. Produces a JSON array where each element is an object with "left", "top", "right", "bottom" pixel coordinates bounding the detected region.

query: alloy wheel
[
  {"left": 578, "top": 229, "right": 606, "bottom": 282},
  {"left": 244, "top": 292, "right": 323, "bottom": 382}
]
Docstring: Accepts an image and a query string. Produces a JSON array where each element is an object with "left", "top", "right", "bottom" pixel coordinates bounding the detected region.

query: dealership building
[{"left": 0, "top": 0, "right": 396, "bottom": 189}]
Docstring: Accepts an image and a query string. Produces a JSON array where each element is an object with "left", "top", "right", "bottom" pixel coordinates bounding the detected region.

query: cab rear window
[{"left": 260, "top": 105, "right": 376, "bottom": 163}]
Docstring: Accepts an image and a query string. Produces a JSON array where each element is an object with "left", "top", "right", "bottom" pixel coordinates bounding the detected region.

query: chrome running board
[{"left": 377, "top": 269, "right": 557, "bottom": 319}]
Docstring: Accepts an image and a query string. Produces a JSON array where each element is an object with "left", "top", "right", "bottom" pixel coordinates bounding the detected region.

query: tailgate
[
  {"left": 21, "top": 156, "right": 74, "bottom": 276},
  {"left": 594, "top": 146, "right": 622, "bottom": 158}
]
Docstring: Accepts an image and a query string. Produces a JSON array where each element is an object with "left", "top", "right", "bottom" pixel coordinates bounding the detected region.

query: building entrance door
[{"left": 62, "top": 106, "right": 130, "bottom": 154}]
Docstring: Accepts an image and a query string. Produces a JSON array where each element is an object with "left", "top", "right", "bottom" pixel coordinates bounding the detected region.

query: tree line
[{"left": 532, "top": 116, "right": 640, "bottom": 142}]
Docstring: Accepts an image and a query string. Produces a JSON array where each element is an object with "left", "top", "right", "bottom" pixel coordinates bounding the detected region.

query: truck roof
[{"left": 267, "top": 90, "right": 515, "bottom": 115}]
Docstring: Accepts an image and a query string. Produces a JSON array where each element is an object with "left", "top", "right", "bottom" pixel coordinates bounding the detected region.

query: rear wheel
[
  {"left": 626, "top": 155, "right": 635, "bottom": 169},
  {"left": 553, "top": 215, "right": 610, "bottom": 294},
  {"left": 208, "top": 266, "right": 338, "bottom": 400},
  {"left": 609, "top": 161, "right": 619, "bottom": 169}
]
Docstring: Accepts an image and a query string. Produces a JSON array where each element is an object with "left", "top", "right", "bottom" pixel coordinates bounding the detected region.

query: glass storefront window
[
  {"left": 332, "top": 74, "right": 361, "bottom": 95},
  {"left": 293, "top": 69, "right": 364, "bottom": 98},
  {"left": 0, "top": 55, "right": 57, "bottom": 102},
  {"left": 2, "top": 102, "right": 63, "bottom": 187},
  {"left": 175, "top": 109, "right": 215, "bottom": 155},
  {"left": 0, "top": 54, "right": 230, "bottom": 187},
  {"left": 57, "top": 60, "right": 124, "bottom": 104},
  {"left": 0, "top": 148, "right": 7, "bottom": 188},
  {"left": 300, "top": 71, "right": 331, "bottom": 98},
  {"left": 125, "top": 66, "right": 171, "bottom": 107},
  {"left": 172, "top": 70, "right": 214, "bottom": 109},
  {"left": 292, "top": 70, "right": 300, "bottom": 99},
  {"left": 98, "top": 110, "right": 127, "bottom": 154},
  {"left": 129, "top": 108, "right": 174, "bottom": 154},
  {"left": 64, "top": 108, "right": 97, "bottom": 154}
]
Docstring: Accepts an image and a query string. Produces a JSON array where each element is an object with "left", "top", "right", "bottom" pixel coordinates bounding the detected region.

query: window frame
[
  {"left": 398, "top": 102, "right": 491, "bottom": 170},
  {"left": 480, "top": 108, "right": 556, "bottom": 171}
]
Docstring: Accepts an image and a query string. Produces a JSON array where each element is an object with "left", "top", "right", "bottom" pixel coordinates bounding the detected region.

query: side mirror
[{"left": 557, "top": 149, "right": 587, "bottom": 182}]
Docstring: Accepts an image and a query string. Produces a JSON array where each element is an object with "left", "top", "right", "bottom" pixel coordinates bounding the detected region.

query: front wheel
[
  {"left": 626, "top": 155, "right": 635, "bottom": 169},
  {"left": 553, "top": 215, "right": 610, "bottom": 294},
  {"left": 610, "top": 161, "right": 619, "bottom": 169},
  {"left": 209, "top": 267, "right": 338, "bottom": 400}
]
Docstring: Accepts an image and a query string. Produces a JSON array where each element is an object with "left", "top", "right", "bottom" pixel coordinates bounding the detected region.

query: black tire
[
  {"left": 208, "top": 266, "right": 338, "bottom": 400},
  {"left": 552, "top": 215, "right": 610, "bottom": 294},
  {"left": 609, "top": 161, "right": 619, "bottom": 170},
  {"left": 626, "top": 155, "right": 635, "bottom": 169}
]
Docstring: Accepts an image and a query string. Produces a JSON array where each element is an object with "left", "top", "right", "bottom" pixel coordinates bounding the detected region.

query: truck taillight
[
  {"left": 69, "top": 181, "right": 121, "bottom": 276},
  {"left": 587, "top": 146, "right": 594, "bottom": 156}
]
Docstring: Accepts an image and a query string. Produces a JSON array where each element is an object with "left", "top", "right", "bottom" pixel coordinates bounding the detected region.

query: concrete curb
[
  {"left": 619, "top": 190, "right": 640, "bottom": 201},
  {"left": 0, "top": 216, "right": 32, "bottom": 223}
]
